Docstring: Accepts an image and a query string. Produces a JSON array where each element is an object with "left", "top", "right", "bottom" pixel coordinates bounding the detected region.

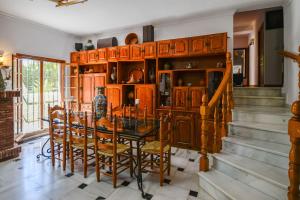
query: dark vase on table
[{"left": 94, "top": 86, "right": 107, "bottom": 120}]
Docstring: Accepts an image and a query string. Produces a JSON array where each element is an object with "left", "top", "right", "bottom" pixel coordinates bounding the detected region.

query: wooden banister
[
  {"left": 208, "top": 53, "right": 233, "bottom": 108},
  {"left": 199, "top": 52, "right": 233, "bottom": 171},
  {"left": 281, "top": 46, "right": 300, "bottom": 200}
]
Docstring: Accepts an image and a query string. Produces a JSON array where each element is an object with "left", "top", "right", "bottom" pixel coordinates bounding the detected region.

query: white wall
[
  {"left": 283, "top": 0, "right": 300, "bottom": 104},
  {"left": 0, "top": 13, "right": 79, "bottom": 62},
  {"left": 234, "top": 35, "right": 249, "bottom": 49},
  {"left": 82, "top": 11, "right": 234, "bottom": 52}
]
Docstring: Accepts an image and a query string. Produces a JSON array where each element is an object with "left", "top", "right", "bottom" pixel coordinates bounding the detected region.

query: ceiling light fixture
[{"left": 49, "top": 0, "right": 88, "bottom": 7}]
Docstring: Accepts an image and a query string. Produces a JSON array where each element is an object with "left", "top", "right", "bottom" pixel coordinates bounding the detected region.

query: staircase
[{"left": 199, "top": 87, "right": 291, "bottom": 200}]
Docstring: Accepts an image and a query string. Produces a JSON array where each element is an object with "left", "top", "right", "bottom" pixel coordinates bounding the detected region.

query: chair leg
[
  {"left": 63, "top": 141, "right": 67, "bottom": 171},
  {"left": 167, "top": 150, "right": 171, "bottom": 176},
  {"left": 113, "top": 155, "right": 117, "bottom": 188},
  {"left": 57, "top": 144, "right": 61, "bottom": 161},
  {"left": 160, "top": 154, "right": 164, "bottom": 186},
  {"left": 150, "top": 154, "right": 154, "bottom": 169},
  {"left": 95, "top": 153, "right": 100, "bottom": 182},
  {"left": 84, "top": 148, "right": 88, "bottom": 178},
  {"left": 50, "top": 141, "right": 55, "bottom": 167},
  {"left": 70, "top": 145, "right": 74, "bottom": 173}
]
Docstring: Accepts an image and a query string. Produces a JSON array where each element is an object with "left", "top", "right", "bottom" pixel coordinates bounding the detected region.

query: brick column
[{"left": 0, "top": 91, "right": 21, "bottom": 161}]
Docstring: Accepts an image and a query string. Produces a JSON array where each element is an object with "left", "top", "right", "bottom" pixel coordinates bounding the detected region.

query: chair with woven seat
[
  {"left": 141, "top": 113, "right": 172, "bottom": 186},
  {"left": 93, "top": 114, "right": 133, "bottom": 188},
  {"left": 48, "top": 103, "right": 67, "bottom": 171},
  {"left": 68, "top": 111, "right": 95, "bottom": 178}
]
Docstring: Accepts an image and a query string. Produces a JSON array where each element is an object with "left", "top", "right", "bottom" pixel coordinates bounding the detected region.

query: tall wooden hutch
[{"left": 65, "top": 32, "right": 228, "bottom": 150}]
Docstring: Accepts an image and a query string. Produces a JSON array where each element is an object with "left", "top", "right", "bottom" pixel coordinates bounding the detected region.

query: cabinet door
[
  {"left": 98, "top": 48, "right": 107, "bottom": 61},
  {"left": 79, "top": 51, "right": 88, "bottom": 64},
  {"left": 130, "top": 44, "right": 143, "bottom": 60},
  {"left": 106, "top": 85, "right": 122, "bottom": 109},
  {"left": 173, "top": 112, "right": 194, "bottom": 149},
  {"left": 173, "top": 39, "right": 189, "bottom": 56},
  {"left": 70, "top": 52, "right": 79, "bottom": 63},
  {"left": 189, "top": 36, "right": 207, "bottom": 55},
  {"left": 87, "top": 50, "right": 98, "bottom": 63},
  {"left": 107, "top": 47, "right": 119, "bottom": 61},
  {"left": 143, "top": 42, "right": 157, "bottom": 59},
  {"left": 94, "top": 73, "right": 106, "bottom": 96},
  {"left": 173, "top": 87, "right": 188, "bottom": 110},
  {"left": 207, "top": 33, "right": 227, "bottom": 54},
  {"left": 119, "top": 45, "right": 130, "bottom": 60},
  {"left": 157, "top": 40, "right": 172, "bottom": 57},
  {"left": 188, "top": 87, "right": 204, "bottom": 111},
  {"left": 135, "top": 84, "right": 156, "bottom": 116},
  {"left": 81, "top": 74, "right": 94, "bottom": 104}
]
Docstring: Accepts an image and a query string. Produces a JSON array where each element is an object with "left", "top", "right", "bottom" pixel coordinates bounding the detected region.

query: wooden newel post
[
  {"left": 288, "top": 101, "right": 300, "bottom": 200},
  {"left": 200, "top": 94, "right": 209, "bottom": 171}
]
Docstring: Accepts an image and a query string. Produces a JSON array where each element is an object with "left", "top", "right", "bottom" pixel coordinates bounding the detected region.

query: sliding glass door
[
  {"left": 43, "top": 61, "right": 61, "bottom": 127},
  {"left": 13, "top": 55, "right": 64, "bottom": 134},
  {"left": 22, "top": 59, "right": 41, "bottom": 133}
]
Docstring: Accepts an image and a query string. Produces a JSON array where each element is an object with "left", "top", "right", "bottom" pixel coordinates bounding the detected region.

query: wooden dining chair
[
  {"left": 93, "top": 114, "right": 133, "bottom": 188},
  {"left": 68, "top": 111, "right": 95, "bottom": 178},
  {"left": 141, "top": 113, "right": 172, "bottom": 186},
  {"left": 48, "top": 103, "right": 67, "bottom": 171}
]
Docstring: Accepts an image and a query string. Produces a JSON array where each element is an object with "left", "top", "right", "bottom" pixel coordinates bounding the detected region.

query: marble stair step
[
  {"left": 199, "top": 170, "right": 274, "bottom": 200},
  {"left": 222, "top": 136, "right": 289, "bottom": 170},
  {"left": 232, "top": 106, "right": 290, "bottom": 125},
  {"left": 233, "top": 87, "right": 282, "bottom": 97},
  {"left": 234, "top": 95, "right": 285, "bottom": 107},
  {"left": 212, "top": 153, "right": 288, "bottom": 199},
  {"left": 228, "top": 121, "right": 289, "bottom": 145}
]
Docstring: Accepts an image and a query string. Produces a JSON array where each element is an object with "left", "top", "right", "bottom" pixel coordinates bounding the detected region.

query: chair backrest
[
  {"left": 48, "top": 103, "right": 67, "bottom": 139},
  {"left": 93, "top": 109, "right": 118, "bottom": 156},
  {"left": 68, "top": 111, "right": 88, "bottom": 145},
  {"left": 159, "top": 112, "right": 172, "bottom": 153}
]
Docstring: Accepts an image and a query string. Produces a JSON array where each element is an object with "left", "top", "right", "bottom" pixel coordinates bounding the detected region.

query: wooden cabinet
[
  {"left": 189, "top": 36, "right": 207, "bottom": 55},
  {"left": 158, "top": 39, "right": 189, "bottom": 57},
  {"left": 173, "top": 39, "right": 189, "bottom": 56},
  {"left": 173, "top": 112, "right": 194, "bottom": 149},
  {"left": 80, "top": 73, "right": 106, "bottom": 108},
  {"left": 173, "top": 87, "right": 204, "bottom": 111},
  {"left": 206, "top": 33, "right": 227, "bottom": 54},
  {"left": 189, "top": 33, "right": 227, "bottom": 55},
  {"left": 107, "top": 47, "right": 119, "bottom": 61},
  {"left": 173, "top": 87, "right": 188, "bottom": 110},
  {"left": 158, "top": 40, "right": 172, "bottom": 57},
  {"left": 79, "top": 51, "right": 88, "bottom": 64},
  {"left": 98, "top": 48, "right": 107, "bottom": 61},
  {"left": 143, "top": 42, "right": 157, "bottom": 59},
  {"left": 71, "top": 52, "right": 79, "bottom": 63},
  {"left": 107, "top": 46, "right": 130, "bottom": 60},
  {"left": 130, "top": 44, "right": 143, "bottom": 60},
  {"left": 188, "top": 87, "right": 204, "bottom": 111},
  {"left": 87, "top": 50, "right": 98, "bottom": 63},
  {"left": 106, "top": 85, "right": 122, "bottom": 109},
  {"left": 135, "top": 84, "right": 156, "bottom": 116},
  {"left": 119, "top": 45, "right": 130, "bottom": 60},
  {"left": 81, "top": 74, "right": 94, "bottom": 104},
  {"left": 94, "top": 73, "right": 106, "bottom": 95}
]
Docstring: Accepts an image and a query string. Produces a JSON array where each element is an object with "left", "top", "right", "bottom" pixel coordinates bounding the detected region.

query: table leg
[
  {"left": 36, "top": 137, "right": 51, "bottom": 160},
  {"left": 136, "top": 140, "right": 146, "bottom": 198}
]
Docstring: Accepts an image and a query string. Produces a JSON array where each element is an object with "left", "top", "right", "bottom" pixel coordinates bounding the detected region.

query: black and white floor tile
[{"left": 0, "top": 136, "right": 214, "bottom": 200}]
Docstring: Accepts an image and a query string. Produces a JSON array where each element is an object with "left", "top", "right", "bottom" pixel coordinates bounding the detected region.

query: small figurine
[
  {"left": 94, "top": 86, "right": 107, "bottom": 120},
  {"left": 127, "top": 73, "right": 136, "bottom": 83}
]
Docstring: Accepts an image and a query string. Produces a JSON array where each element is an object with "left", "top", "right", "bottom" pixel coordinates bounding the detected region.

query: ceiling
[{"left": 0, "top": 0, "right": 285, "bottom": 36}]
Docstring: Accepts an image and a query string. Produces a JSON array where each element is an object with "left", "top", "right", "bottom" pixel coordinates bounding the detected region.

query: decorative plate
[{"left": 128, "top": 67, "right": 144, "bottom": 83}]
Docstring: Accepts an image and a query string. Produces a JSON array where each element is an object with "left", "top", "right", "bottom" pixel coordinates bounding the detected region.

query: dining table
[{"left": 38, "top": 113, "right": 160, "bottom": 199}]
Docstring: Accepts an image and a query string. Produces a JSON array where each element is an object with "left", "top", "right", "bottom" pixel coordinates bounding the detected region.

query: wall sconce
[
  {"left": 249, "top": 38, "right": 255, "bottom": 46},
  {"left": 0, "top": 50, "right": 12, "bottom": 85},
  {"left": 0, "top": 50, "right": 4, "bottom": 67}
]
